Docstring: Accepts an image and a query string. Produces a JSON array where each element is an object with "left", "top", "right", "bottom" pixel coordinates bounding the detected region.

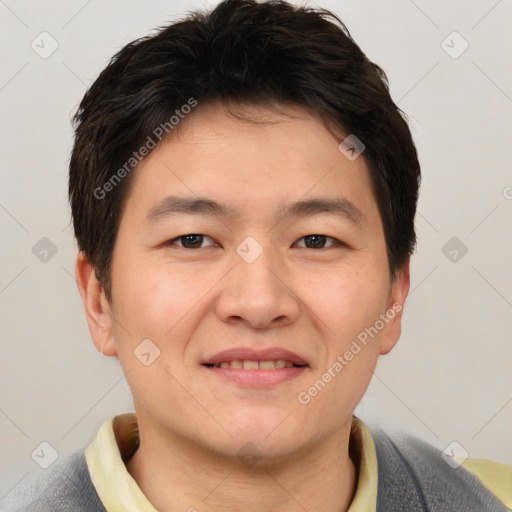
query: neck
[{"left": 126, "top": 417, "right": 358, "bottom": 512}]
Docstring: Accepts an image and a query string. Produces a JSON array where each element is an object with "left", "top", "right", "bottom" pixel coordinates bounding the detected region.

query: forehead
[{"left": 121, "top": 101, "right": 381, "bottom": 229}]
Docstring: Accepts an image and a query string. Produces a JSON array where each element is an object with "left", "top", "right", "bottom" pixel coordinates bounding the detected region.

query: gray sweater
[{"left": 2, "top": 426, "right": 509, "bottom": 511}]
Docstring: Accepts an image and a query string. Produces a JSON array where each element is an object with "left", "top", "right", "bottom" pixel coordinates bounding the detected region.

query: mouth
[
  {"left": 201, "top": 347, "right": 309, "bottom": 388},
  {"left": 203, "top": 360, "right": 306, "bottom": 370}
]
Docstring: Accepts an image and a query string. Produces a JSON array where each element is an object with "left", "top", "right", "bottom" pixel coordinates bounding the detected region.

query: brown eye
[
  {"left": 166, "top": 234, "right": 217, "bottom": 249},
  {"left": 294, "top": 235, "right": 341, "bottom": 249}
]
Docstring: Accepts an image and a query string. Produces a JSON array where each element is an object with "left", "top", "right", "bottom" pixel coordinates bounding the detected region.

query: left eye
[
  {"left": 294, "top": 234, "right": 341, "bottom": 249},
  {"left": 165, "top": 234, "right": 341, "bottom": 250}
]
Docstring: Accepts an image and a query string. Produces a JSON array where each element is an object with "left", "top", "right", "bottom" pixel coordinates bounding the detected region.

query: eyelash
[{"left": 163, "top": 234, "right": 345, "bottom": 250}]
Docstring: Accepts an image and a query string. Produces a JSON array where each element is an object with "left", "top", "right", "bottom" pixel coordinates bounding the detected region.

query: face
[{"left": 78, "top": 101, "right": 409, "bottom": 461}]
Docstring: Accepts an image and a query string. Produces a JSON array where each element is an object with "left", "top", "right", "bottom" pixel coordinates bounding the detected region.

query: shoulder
[
  {"left": 460, "top": 457, "right": 512, "bottom": 509},
  {"left": 0, "top": 451, "right": 106, "bottom": 512},
  {"left": 368, "top": 425, "right": 512, "bottom": 512}
]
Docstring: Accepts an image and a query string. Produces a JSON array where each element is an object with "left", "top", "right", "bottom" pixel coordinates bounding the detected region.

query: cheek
[
  {"left": 306, "top": 275, "right": 388, "bottom": 412},
  {"left": 311, "top": 265, "right": 389, "bottom": 344},
  {"left": 111, "top": 254, "right": 211, "bottom": 348},
  {"left": 296, "top": 278, "right": 388, "bottom": 430}
]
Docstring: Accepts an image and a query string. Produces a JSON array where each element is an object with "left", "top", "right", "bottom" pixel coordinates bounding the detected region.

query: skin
[{"left": 76, "top": 100, "right": 410, "bottom": 512}]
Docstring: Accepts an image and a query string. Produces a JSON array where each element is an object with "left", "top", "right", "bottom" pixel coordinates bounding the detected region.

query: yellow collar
[{"left": 85, "top": 413, "right": 378, "bottom": 512}]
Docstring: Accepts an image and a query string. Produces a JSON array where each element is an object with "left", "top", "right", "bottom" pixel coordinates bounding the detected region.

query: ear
[
  {"left": 379, "top": 257, "right": 410, "bottom": 356},
  {"left": 75, "top": 252, "right": 117, "bottom": 357}
]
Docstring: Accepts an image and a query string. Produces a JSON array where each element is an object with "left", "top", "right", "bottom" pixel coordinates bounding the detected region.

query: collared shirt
[{"left": 85, "top": 413, "right": 512, "bottom": 511}]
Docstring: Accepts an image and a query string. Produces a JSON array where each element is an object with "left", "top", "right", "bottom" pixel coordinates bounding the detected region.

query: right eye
[{"left": 163, "top": 234, "right": 218, "bottom": 249}]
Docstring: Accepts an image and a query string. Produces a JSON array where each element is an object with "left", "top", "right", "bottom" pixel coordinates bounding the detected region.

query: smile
[{"left": 204, "top": 359, "right": 306, "bottom": 370}]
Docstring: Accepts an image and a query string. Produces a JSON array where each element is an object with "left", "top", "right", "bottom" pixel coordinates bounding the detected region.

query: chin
[
  {"left": 222, "top": 419, "right": 305, "bottom": 456},
  {"left": 209, "top": 434, "right": 302, "bottom": 467}
]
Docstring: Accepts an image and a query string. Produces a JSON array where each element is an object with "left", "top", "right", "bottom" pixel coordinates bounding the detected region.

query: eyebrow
[{"left": 146, "top": 195, "right": 365, "bottom": 225}]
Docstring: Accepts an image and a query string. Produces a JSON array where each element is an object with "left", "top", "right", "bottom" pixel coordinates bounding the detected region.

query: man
[{"left": 3, "top": 1, "right": 511, "bottom": 511}]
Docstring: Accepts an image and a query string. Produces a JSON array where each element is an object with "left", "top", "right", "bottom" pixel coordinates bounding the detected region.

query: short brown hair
[{"left": 69, "top": 0, "right": 421, "bottom": 302}]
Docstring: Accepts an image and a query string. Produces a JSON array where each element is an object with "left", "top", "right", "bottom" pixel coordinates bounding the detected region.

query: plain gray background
[{"left": 1, "top": 0, "right": 511, "bottom": 499}]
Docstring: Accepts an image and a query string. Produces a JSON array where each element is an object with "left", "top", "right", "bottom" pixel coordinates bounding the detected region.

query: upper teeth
[{"left": 213, "top": 360, "right": 297, "bottom": 370}]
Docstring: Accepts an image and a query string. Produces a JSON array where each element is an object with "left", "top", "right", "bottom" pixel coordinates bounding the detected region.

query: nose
[{"left": 215, "top": 244, "right": 301, "bottom": 330}]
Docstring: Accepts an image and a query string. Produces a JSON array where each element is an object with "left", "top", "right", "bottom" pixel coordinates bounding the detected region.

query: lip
[
  {"left": 202, "top": 347, "right": 308, "bottom": 366},
  {"left": 201, "top": 347, "right": 309, "bottom": 388},
  {"left": 203, "top": 365, "right": 307, "bottom": 387}
]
